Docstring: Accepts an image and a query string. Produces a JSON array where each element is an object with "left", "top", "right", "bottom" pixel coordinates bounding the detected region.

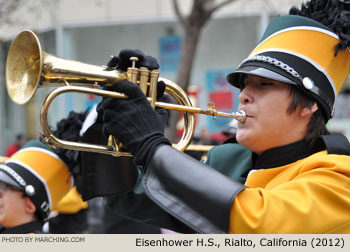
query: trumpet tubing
[{"left": 6, "top": 30, "right": 246, "bottom": 157}]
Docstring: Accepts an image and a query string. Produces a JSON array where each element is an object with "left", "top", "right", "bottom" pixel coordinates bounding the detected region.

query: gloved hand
[
  {"left": 107, "top": 49, "right": 159, "bottom": 71},
  {"left": 99, "top": 80, "right": 171, "bottom": 166},
  {"left": 97, "top": 49, "right": 165, "bottom": 123}
]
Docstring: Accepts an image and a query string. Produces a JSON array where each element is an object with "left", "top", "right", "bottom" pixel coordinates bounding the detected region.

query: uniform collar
[
  {"left": 252, "top": 139, "right": 310, "bottom": 170},
  {"left": 0, "top": 221, "right": 43, "bottom": 234}
]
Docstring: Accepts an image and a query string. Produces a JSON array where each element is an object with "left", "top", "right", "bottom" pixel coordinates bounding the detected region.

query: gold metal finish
[
  {"left": 6, "top": 30, "right": 246, "bottom": 157},
  {"left": 6, "top": 30, "right": 126, "bottom": 105},
  {"left": 185, "top": 145, "right": 214, "bottom": 152},
  {"left": 39, "top": 81, "right": 195, "bottom": 156}
]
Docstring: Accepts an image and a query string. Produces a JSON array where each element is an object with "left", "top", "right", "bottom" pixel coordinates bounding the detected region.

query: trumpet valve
[
  {"left": 139, "top": 67, "right": 150, "bottom": 95},
  {"left": 149, "top": 70, "right": 159, "bottom": 109},
  {"left": 127, "top": 57, "right": 139, "bottom": 83},
  {"left": 207, "top": 102, "right": 217, "bottom": 120},
  {"left": 129, "top": 57, "right": 139, "bottom": 68},
  {"left": 38, "top": 131, "right": 56, "bottom": 150}
]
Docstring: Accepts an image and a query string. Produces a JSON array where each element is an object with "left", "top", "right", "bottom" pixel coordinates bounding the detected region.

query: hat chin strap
[
  {"left": 0, "top": 164, "right": 37, "bottom": 197},
  {"left": 0, "top": 164, "right": 27, "bottom": 189},
  {"left": 239, "top": 55, "right": 302, "bottom": 81}
]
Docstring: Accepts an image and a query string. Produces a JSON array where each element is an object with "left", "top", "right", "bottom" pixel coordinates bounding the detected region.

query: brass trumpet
[{"left": 6, "top": 30, "right": 246, "bottom": 157}]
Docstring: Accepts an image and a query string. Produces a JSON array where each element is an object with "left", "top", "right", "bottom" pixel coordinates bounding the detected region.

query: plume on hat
[
  {"left": 289, "top": 0, "right": 350, "bottom": 53},
  {"left": 49, "top": 110, "right": 89, "bottom": 174}
]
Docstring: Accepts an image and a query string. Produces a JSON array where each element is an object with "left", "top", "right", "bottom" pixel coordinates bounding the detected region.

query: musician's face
[
  {"left": 0, "top": 181, "right": 35, "bottom": 228},
  {"left": 236, "top": 75, "right": 314, "bottom": 154}
]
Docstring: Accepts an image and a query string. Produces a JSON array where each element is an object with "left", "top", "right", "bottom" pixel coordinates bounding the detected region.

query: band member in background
[
  {"left": 5, "top": 134, "right": 26, "bottom": 157},
  {"left": 45, "top": 111, "right": 89, "bottom": 234},
  {"left": 0, "top": 140, "right": 73, "bottom": 234},
  {"left": 95, "top": 0, "right": 350, "bottom": 233}
]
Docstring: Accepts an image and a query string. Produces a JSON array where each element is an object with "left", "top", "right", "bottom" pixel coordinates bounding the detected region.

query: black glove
[
  {"left": 97, "top": 49, "right": 165, "bottom": 123},
  {"left": 107, "top": 49, "right": 159, "bottom": 71},
  {"left": 99, "top": 80, "right": 171, "bottom": 166}
]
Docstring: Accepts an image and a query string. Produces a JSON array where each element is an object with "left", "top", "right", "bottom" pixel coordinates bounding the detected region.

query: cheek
[
  {"left": 0, "top": 203, "right": 4, "bottom": 218},
  {"left": 236, "top": 112, "right": 282, "bottom": 149},
  {"left": 4, "top": 195, "right": 25, "bottom": 214},
  {"left": 0, "top": 199, "right": 10, "bottom": 222}
]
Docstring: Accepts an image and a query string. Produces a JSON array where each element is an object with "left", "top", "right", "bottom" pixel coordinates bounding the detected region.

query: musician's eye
[{"left": 260, "top": 82, "right": 273, "bottom": 86}]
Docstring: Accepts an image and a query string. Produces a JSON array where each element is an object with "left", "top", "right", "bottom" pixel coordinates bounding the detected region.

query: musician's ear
[
  {"left": 300, "top": 102, "right": 318, "bottom": 118},
  {"left": 24, "top": 197, "right": 36, "bottom": 214}
]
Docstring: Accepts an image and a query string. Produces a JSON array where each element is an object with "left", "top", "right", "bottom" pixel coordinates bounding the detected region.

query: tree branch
[
  {"left": 172, "top": 0, "right": 186, "bottom": 26},
  {"left": 208, "top": 0, "right": 235, "bottom": 18}
]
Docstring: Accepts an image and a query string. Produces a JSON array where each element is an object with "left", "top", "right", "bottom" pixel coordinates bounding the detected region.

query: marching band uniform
[
  {"left": 137, "top": 9, "right": 350, "bottom": 233},
  {"left": 0, "top": 140, "right": 73, "bottom": 234},
  {"left": 0, "top": 221, "right": 44, "bottom": 234},
  {"left": 97, "top": 1, "right": 350, "bottom": 234},
  {"left": 48, "top": 187, "right": 88, "bottom": 234}
]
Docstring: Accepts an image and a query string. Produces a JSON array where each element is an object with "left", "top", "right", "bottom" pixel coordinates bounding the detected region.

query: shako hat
[
  {"left": 227, "top": 0, "right": 350, "bottom": 121},
  {"left": 0, "top": 140, "right": 73, "bottom": 219}
]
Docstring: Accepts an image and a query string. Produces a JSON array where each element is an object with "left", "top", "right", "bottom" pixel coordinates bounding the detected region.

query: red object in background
[
  {"left": 5, "top": 144, "right": 19, "bottom": 157},
  {"left": 209, "top": 91, "right": 233, "bottom": 110},
  {"left": 211, "top": 132, "right": 228, "bottom": 143}
]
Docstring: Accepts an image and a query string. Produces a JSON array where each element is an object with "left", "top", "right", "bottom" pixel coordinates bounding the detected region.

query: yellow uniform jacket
[{"left": 231, "top": 148, "right": 350, "bottom": 233}]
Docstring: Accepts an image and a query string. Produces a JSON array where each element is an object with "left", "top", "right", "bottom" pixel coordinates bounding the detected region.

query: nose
[{"left": 238, "top": 86, "right": 253, "bottom": 105}]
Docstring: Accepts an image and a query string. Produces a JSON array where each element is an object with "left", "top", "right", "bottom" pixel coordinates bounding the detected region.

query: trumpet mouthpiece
[{"left": 234, "top": 110, "right": 246, "bottom": 123}]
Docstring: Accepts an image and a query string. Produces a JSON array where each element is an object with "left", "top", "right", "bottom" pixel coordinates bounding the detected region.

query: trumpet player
[{"left": 93, "top": 0, "right": 350, "bottom": 234}]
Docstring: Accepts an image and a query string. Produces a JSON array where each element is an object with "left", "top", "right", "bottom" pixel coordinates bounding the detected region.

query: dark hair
[
  {"left": 20, "top": 193, "right": 44, "bottom": 222},
  {"left": 34, "top": 210, "right": 44, "bottom": 222},
  {"left": 287, "top": 85, "right": 330, "bottom": 145}
]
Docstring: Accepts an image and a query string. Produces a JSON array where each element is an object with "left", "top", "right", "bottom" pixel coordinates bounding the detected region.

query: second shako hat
[{"left": 0, "top": 140, "right": 73, "bottom": 219}]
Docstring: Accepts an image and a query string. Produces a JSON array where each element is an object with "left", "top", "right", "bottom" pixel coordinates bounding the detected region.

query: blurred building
[{"left": 1, "top": 0, "right": 349, "bottom": 155}]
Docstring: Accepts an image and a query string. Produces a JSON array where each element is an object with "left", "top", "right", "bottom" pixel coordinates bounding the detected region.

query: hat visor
[
  {"left": 227, "top": 65, "right": 296, "bottom": 88},
  {"left": 0, "top": 169, "right": 22, "bottom": 189}
]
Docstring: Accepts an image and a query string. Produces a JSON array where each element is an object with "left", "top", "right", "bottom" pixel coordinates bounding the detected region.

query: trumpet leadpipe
[{"left": 154, "top": 101, "right": 246, "bottom": 123}]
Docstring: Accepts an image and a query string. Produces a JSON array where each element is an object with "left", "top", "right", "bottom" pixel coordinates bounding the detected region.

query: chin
[
  {"left": 236, "top": 131, "right": 261, "bottom": 152},
  {"left": 236, "top": 132, "right": 250, "bottom": 147}
]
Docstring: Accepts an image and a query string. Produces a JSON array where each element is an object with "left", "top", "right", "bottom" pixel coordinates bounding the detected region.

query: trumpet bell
[
  {"left": 6, "top": 30, "right": 42, "bottom": 105},
  {"left": 5, "top": 29, "right": 246, "bottom": 157}
]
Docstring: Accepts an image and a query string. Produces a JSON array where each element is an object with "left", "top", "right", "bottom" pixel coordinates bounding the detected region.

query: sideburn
[{"left": 286, "top": 86, "right": 330, "bottom": 144}]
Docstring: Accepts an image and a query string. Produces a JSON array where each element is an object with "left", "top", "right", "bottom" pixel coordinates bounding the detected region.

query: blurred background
[{"left": 0, "top": 0, "right": 349, "bottom": 155}]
